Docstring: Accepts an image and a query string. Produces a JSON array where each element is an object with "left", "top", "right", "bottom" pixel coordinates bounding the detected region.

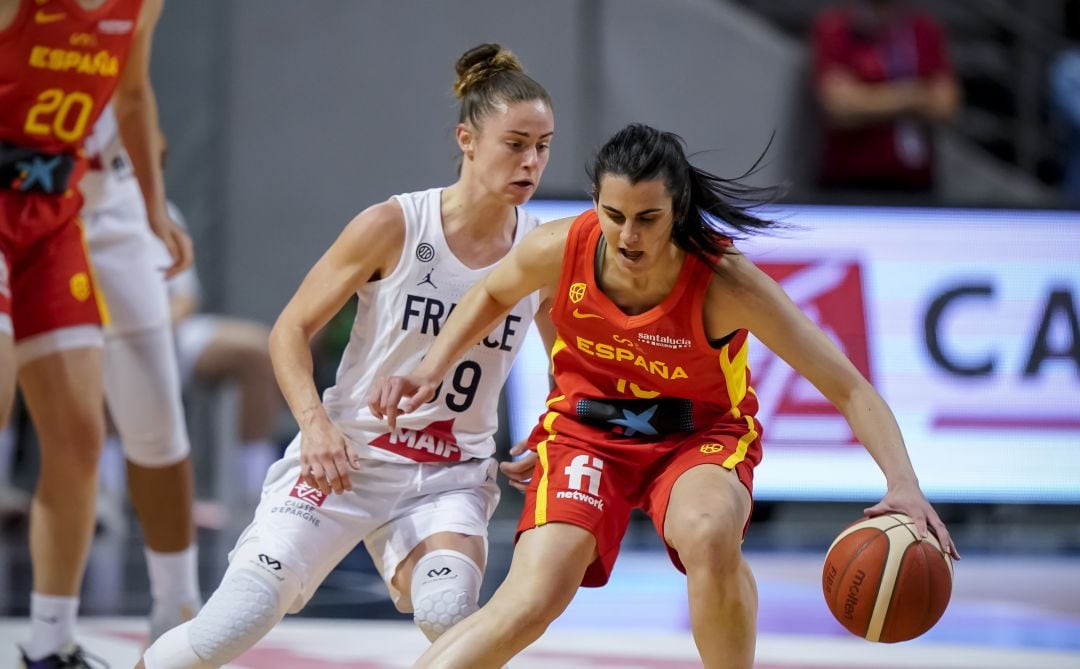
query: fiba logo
[
  {"left": 416, "top": 242, "right": 435, "bottom": 263},
  {"left": 564, "top": 454, "right": 603, "bottom": 496}
]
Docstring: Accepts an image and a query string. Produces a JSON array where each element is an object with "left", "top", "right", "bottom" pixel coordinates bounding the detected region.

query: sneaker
[{"left": 20, "top": 643, "right": 109, "bottom": 668}]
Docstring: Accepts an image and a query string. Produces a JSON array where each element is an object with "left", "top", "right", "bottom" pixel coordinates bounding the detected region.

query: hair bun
[{"left": 453, "top": 43, "right": 523, "bottom": 99}]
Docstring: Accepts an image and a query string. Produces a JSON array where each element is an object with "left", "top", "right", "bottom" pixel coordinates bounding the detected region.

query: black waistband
[{"left": 0, "top": 141, "right": 77, "bottom": 195}]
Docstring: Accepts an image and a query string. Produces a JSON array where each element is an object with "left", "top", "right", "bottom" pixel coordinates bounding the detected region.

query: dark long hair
[{"left": 587, "top": 123, "right": 781, "bottom": 267}]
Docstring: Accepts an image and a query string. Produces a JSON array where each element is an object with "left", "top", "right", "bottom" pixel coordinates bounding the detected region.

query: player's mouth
[
  {"left": 510, "top": 180, "right": 534, "bottom": 191},
  {"left": 620, "top": 248, "right": 644, "bottom": 263}
]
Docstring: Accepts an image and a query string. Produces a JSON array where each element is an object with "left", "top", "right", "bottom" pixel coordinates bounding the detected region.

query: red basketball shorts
[
  {"left": 0, "top": 191, "right": 104, "bottom": 359},
  {"left": 517, "top": 412, "right": 761, "bottom": 587}
]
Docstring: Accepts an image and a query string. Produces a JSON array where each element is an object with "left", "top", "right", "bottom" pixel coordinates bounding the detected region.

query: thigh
[
  {"left": 497, "top": 522, "right": 596, "bottom": 614},
  {"left": 191, "top": 318, "right": 271, "bottom": 381},
  {"left": 231, "top": 435, "right": 383, "bottom": 612},
  {"left": 102, "top": 325, "right": 187, "bottom": 459},
  {"left": 18, "top": 346, "right": 103, "bottom": 450},
  {"left": 643, "top": 422, "right": 759, "bottom": 571},
  {"left": 366, "top": 459, "right": 499, "bottom": 603},
  {"left": 88, "top": 212, "right": 170, "bottom": 335},
  {"left": 0, "top": 331, "right": 13, "bottom": 424},
  {"left": 517, "top": 435, "right": 633, "bottom": 587},
  {"left": 174, "top": 314, "right": 221, "bottom": 385}
]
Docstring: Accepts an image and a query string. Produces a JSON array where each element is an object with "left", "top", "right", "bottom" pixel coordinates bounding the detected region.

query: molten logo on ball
[{"left": 822, "top": 514, "right": 953, "bottom": 643}]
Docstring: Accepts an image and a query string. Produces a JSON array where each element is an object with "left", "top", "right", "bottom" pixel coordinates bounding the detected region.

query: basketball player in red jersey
[
  {"left": 0, "top": 0, "right": 192, "bottom": 665},
  {"left": 372, "top": 123, "right": 960, "bottom": 668}
]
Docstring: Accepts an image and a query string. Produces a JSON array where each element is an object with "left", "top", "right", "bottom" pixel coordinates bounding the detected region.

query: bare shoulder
[
  {"left": 709, "top": 248, "right": 775, "bottom": 300},
  {"left": 136, "top": 0, "right": 163, "bottom": 31},
  {"left": 335, "top": 198, "right": 406, "bottom": 269},
  {"left": 522, "top": 216, "right": 574, "bottom": 256}
]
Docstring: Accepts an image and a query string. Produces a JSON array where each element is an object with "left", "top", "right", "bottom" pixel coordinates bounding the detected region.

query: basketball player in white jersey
[
  {"left": 138, "top": 43, "right": 555, "bottom": 668},
  {"left": 80, "top": 106, "right": 202, "bottom": 641}
]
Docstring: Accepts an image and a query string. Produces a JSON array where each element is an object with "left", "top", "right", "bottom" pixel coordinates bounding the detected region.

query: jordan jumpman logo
[{"left": 418, "top": 267, "right": 437, "bottom": 289}]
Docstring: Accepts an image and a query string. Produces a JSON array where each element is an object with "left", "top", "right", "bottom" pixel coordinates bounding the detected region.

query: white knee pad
[
  {"left": 103, "top": 326, "right": 191, "bottom": 467},
  {"left": 145, "top": 542, "right": 301, "bottom": 668},
  {"left": 411, "top": 549, "right": 482, "bottom": 640}
]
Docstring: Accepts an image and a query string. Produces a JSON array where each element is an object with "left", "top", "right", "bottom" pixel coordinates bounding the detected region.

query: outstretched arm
[
  {"left": 713, "top": 252, "right": 958, "bottom": 559},
  {"left": 369, "top": 217, "right": 572, "bottom": 429}
]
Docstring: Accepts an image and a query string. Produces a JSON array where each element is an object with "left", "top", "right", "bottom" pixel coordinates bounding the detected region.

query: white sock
[
  {"left": 27, "top": 593, "right": 79, "bottom": 660},
  {"left": 146, "top": 544, "right": 201, "bottom": 613}
]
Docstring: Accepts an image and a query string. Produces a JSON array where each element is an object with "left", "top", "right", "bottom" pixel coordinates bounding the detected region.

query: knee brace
[
  {"left": 145, "top": 542, "right": 301, "bottom": 668},
  {"left": 103, "top": 326, "right": 191, "bottom": 467},
  {"left": 411, "top": 549, "right": 483, "bottom": 641}
]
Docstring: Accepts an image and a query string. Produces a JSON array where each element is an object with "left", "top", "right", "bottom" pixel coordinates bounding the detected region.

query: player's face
[
  {"left": 469, "top": 99, "right": 554, "bottom": 205},
  {"left": 595, "top": 175, "right": 676, "bottom": 275}
]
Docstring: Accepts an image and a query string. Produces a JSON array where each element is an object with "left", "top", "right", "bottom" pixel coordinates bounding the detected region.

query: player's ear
[{"left": 455, "top": 123, "right": 475, "bottom": 160}]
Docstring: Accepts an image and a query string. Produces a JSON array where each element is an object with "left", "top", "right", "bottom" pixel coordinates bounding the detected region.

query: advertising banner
[{"left": 506, "top": 202, "right": 1080, "bottom": 502}]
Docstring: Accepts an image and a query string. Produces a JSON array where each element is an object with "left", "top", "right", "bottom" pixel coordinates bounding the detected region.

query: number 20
[{"left": 24, "top": 88, "right": 94, "bottom": 143}]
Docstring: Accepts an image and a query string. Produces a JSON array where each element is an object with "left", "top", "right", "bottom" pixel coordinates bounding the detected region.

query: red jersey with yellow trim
[
  {"left": 545, "top": 210, "right": 761, "bottom": 441},
  {"left": 0, "top": 0, "right": 142, "bottom": 153}
]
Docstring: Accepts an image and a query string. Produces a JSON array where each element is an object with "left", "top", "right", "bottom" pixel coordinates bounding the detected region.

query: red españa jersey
[
  {"left": 543, "top": 211, "right": 761, "bottom": 447},
  {"left": 0, "top": 0, "right": 143, "bottom": 153}
]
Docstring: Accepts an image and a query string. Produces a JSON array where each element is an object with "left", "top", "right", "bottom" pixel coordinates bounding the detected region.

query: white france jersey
[
  {"left": 80, "top": 104, "right": 140, "bottom": 220},
  {"left": 322, "top": 187, "right": 541, "bottom": 464}
]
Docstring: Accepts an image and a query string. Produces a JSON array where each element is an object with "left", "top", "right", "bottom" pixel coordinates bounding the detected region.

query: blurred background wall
[{"left": 152, "top": 0, "right": 1071, "bottom": 324}]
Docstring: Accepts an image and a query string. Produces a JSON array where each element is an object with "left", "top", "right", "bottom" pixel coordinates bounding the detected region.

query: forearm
[
  {"left": 415, "top": 283, "right": 514, "bottom": 380},
  {"left": 269, "top": 320, "right": 328, "bottom": 430},
  {"left": 113, "top": 87, "right": 167, "bottom": 220},
  {"left": 839, "top": 384, "right": 919, "bottom": 489},
  {"left": 819, "top": 78, "right": 923, "bottom": 128}
]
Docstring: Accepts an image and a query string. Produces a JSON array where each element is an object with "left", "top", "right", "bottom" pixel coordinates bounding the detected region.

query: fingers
[
  {"left": 161, "top": 229, "right": 194, "bottom": 278},
  {"left": 367, "top": 377, "right": 386, "bottom": 420},
  {"left": 927, "top": 515, "right": 960, "bottom": 560},
  {"left": 301, "top": 449, "right": 357, "bottom": 496},
  {"left": 508, "top": 440, "right": 527, "bottom": 456}
]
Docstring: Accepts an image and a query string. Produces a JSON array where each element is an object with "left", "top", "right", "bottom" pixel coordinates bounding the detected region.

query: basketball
[{"left": 822, "top": 513, "right": 953, "bottom": 643}]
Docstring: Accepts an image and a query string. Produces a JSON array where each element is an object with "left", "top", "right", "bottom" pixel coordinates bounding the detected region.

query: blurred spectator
[
  {"left": 811, "top": 0, "right": 960, "bottom": 195},
  {"left": 165, "top": 205, "right": 283, "bottom": 498},
  {"left": 1049, "top": 0, "right": 1080, "bottom": 207}
]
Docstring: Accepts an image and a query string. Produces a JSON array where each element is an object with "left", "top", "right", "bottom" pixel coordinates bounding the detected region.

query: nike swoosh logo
[
  {"left": 572, "top": 308, "right": 604, "bottom": 320},
  {"left": 35, "top": 10, "right": 66, "bottom": 23}
]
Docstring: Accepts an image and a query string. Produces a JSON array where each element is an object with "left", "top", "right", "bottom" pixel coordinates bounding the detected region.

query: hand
[
  {"left": 150, "top": 212, "right": 194, "bottom": 278},
  {"left": 865, "top": 481, "right": 959, "bottom": 560},
  {"left": 499, "top": 440, "right": 536, "bottom": 492},
  {"left": 367, "top": 373, "right": 440, "bottom": 430},
  {"left": 299, "top": 413, "right": 362, "bottom": 496}
]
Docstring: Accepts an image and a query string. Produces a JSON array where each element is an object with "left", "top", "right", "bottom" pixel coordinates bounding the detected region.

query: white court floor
[{"left": 2, "top": 550, "right": 1078, "bottom": 668}]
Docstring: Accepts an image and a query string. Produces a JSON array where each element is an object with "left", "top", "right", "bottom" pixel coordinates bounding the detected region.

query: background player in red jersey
[
  {"left": 0, "top": 0, "right": 191, "bottom": 665},
  {"left": 371, "top": 123, "right": 960, "bottom": 669}
]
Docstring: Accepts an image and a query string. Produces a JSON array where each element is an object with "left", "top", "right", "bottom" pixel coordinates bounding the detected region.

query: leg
[
  {"left": 18, "top": 347, "right": 104, "bottom": 660},
  {"left": 140, "top": 539, "right": 302, "bottom": 669},
  {"left": 391, "top": 532, "right": 487, "bottom": 641},
  {"left": 190, "top": 318, "right": 278, "bottom": 443},
  {"left": 663, "top": 465, "right": 756, "bottom": 669},
  {"left": 20, "top": 347, "right": 104, "bottom": 596},
  {"left": 0, "top": 331, "right": 13, "bottom": 426},
  {"left": 412, "top": 523, "right": 597, "bottom": 669},
  {"left": 104, "top": 323, "right": 200, "bottom": 640},
  {"left": 189, "top": 318, "right": 280, "bottom": 493}
]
